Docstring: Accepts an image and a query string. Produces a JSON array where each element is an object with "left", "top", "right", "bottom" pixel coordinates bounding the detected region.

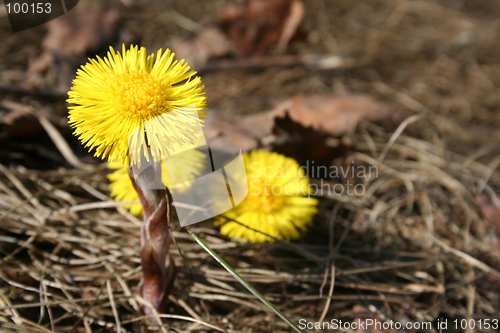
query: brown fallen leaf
[
  {"left": 352, "top": 305, "right": 386, "bottom": 333},
  {"left": 0, "top": 103, "right": 41, "bottom": 140},
  {"left": 273, "top": 94, "right": 396, "bottom": 136},
  {"left": 41, "top": 10, "right": 118, "bottom": 57},
  {"left": 218, "top": 0, "right": 305, "bottom": 57},
  {"left": 0, "top": 101, "right": 68, "bottom": 140},
  {"left": 28, "top": 9, "right": 119, "bottom": 89},
  {"left": 171, "top": 27, "right": 233, "bottom": 70},
  {"left": 204, "top": 112, "right": 260, "bottom": 153},
  {"left": 204, "top": 94, "right": 400, "bottom": 165},
  {"left": 277, "top": 0, "right": 304, "bottom": 54}
]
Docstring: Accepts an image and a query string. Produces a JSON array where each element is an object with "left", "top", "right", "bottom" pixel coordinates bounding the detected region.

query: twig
[
  {"left": 431, "top": 236, "right": 500, "bottom": 278},
  {"left": 377, "top": 113, "right": 427, "bottom": 164},
  {"left": 37, "top": 115, "right": 89, "bottom": 170},
  {"left": 68, "top": 281, "right": 105, "bottom": 333},
  {"left": 0, "top": 85, "right": 67, "bottom": 101},
  {"left": 121, "top": 313, "right": 225, "bottom": 332},
  {"left": 199, "top": 54, "right": 365, "bottom": 74},
  {"left": 106, "top": 280, "right": 122, "bottom": 333}
]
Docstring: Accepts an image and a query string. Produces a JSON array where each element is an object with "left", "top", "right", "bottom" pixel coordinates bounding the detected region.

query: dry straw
[{"left": 1, "top": 109, "right": 500, "bottom": 331}]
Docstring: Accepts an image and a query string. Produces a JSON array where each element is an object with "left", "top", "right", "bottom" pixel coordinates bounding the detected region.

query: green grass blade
[{"left": 189, "top": 231, "right": 303, "bottom": 333}]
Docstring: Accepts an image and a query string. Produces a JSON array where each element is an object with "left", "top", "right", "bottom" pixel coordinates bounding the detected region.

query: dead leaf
[
  {"left": 218, "top": 0, "right": 305, "bottom": 57},
  {"left": 204, "top": 94, "right": 402, "bottom": 164},
  {"left": 41, "top": 10, "right": 118, "bottom": 57},
  {"left": 0, "top": 101, "right": 68, "bottom": 140},
  {"left": 0, "top": 103, "right": 41, "bottom": 139},
  {"left": 205, "top": 94, "right": 398, "bottom": 142},
  {"left": 204, "top": 112, "right": 261, "bottom": 152},
  {"left": 0, "top": 105, "right": 31, "bottom": 126},
  {"left": 28, "top": 9, "right": 119, "bottom": 89},
  {"left": 171, "top": 27, "right": 233, "bottom": 69},
  {"left": 273, "top": 94, "right": 396, "bottom": 136}
]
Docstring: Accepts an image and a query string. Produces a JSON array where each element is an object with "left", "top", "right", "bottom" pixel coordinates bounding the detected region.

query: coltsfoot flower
[
  {"left": 108, "top": 149, "right": 206, "bottom": 215},
  {"left": 68, "top": 44, "right": 207, "bottom": 166},
  {"left": 107, "top": 161, "right": 144, "bottom": 216},
  {"left": 216, "top": 150, "right": 318, "bottom": 243}
]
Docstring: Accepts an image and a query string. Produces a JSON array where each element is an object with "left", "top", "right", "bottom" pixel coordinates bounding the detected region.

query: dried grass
[{"left": 1, "top": 116, "right": 499, "bottom": 332}]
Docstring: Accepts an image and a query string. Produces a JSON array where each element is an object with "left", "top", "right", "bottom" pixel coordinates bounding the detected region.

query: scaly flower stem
[
  {"left": 128, "top": 167, "right": 176, "bottom": 316},
  {"left": 189, "top": 230, "right": 303, "bottom": 333}
]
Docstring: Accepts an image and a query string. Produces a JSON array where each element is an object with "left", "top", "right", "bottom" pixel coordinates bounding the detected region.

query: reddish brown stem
[{"left": 128, "top": 167, "right": 176, "bottom": 316}]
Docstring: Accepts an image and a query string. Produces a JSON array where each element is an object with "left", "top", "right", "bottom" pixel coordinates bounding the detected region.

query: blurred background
[
  {"left": 1, "top": 0, "right": 500, "bottom": 332},
  {"left": 2, "top": 0, "right": 500, "bottom": 161}
]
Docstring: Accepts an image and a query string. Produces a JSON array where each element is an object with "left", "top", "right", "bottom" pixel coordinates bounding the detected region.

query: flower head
[
  {"left": 68, "top": 45, "right": 206, "bottom": 166},
  {"left": 216, "top": 150, "right": 318, "bottom": 243},
  {"left": 108, "top": 149, "right": 206, "bottom": 215}
]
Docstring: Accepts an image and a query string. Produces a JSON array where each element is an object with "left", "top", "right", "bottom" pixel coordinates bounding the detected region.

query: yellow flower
[
  {"left": 67, "top": 44, "right": 207, "bottom": 166},
  {"left": 108, "top": 161, "right": 143, "bottom": 216},
  {"left": 108, "top": 149, "right": 206, "bottom": 215},
  {"left": 216, "top": 150, "right": 318, "bottom": 243}
]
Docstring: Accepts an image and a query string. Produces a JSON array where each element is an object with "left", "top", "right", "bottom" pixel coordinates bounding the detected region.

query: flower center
[
  {"left": 108, "top": 72, "right": 168, "bottom": 118},
  {"left": 247, "top": 180, "right": 284, "bottom": 213}
]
